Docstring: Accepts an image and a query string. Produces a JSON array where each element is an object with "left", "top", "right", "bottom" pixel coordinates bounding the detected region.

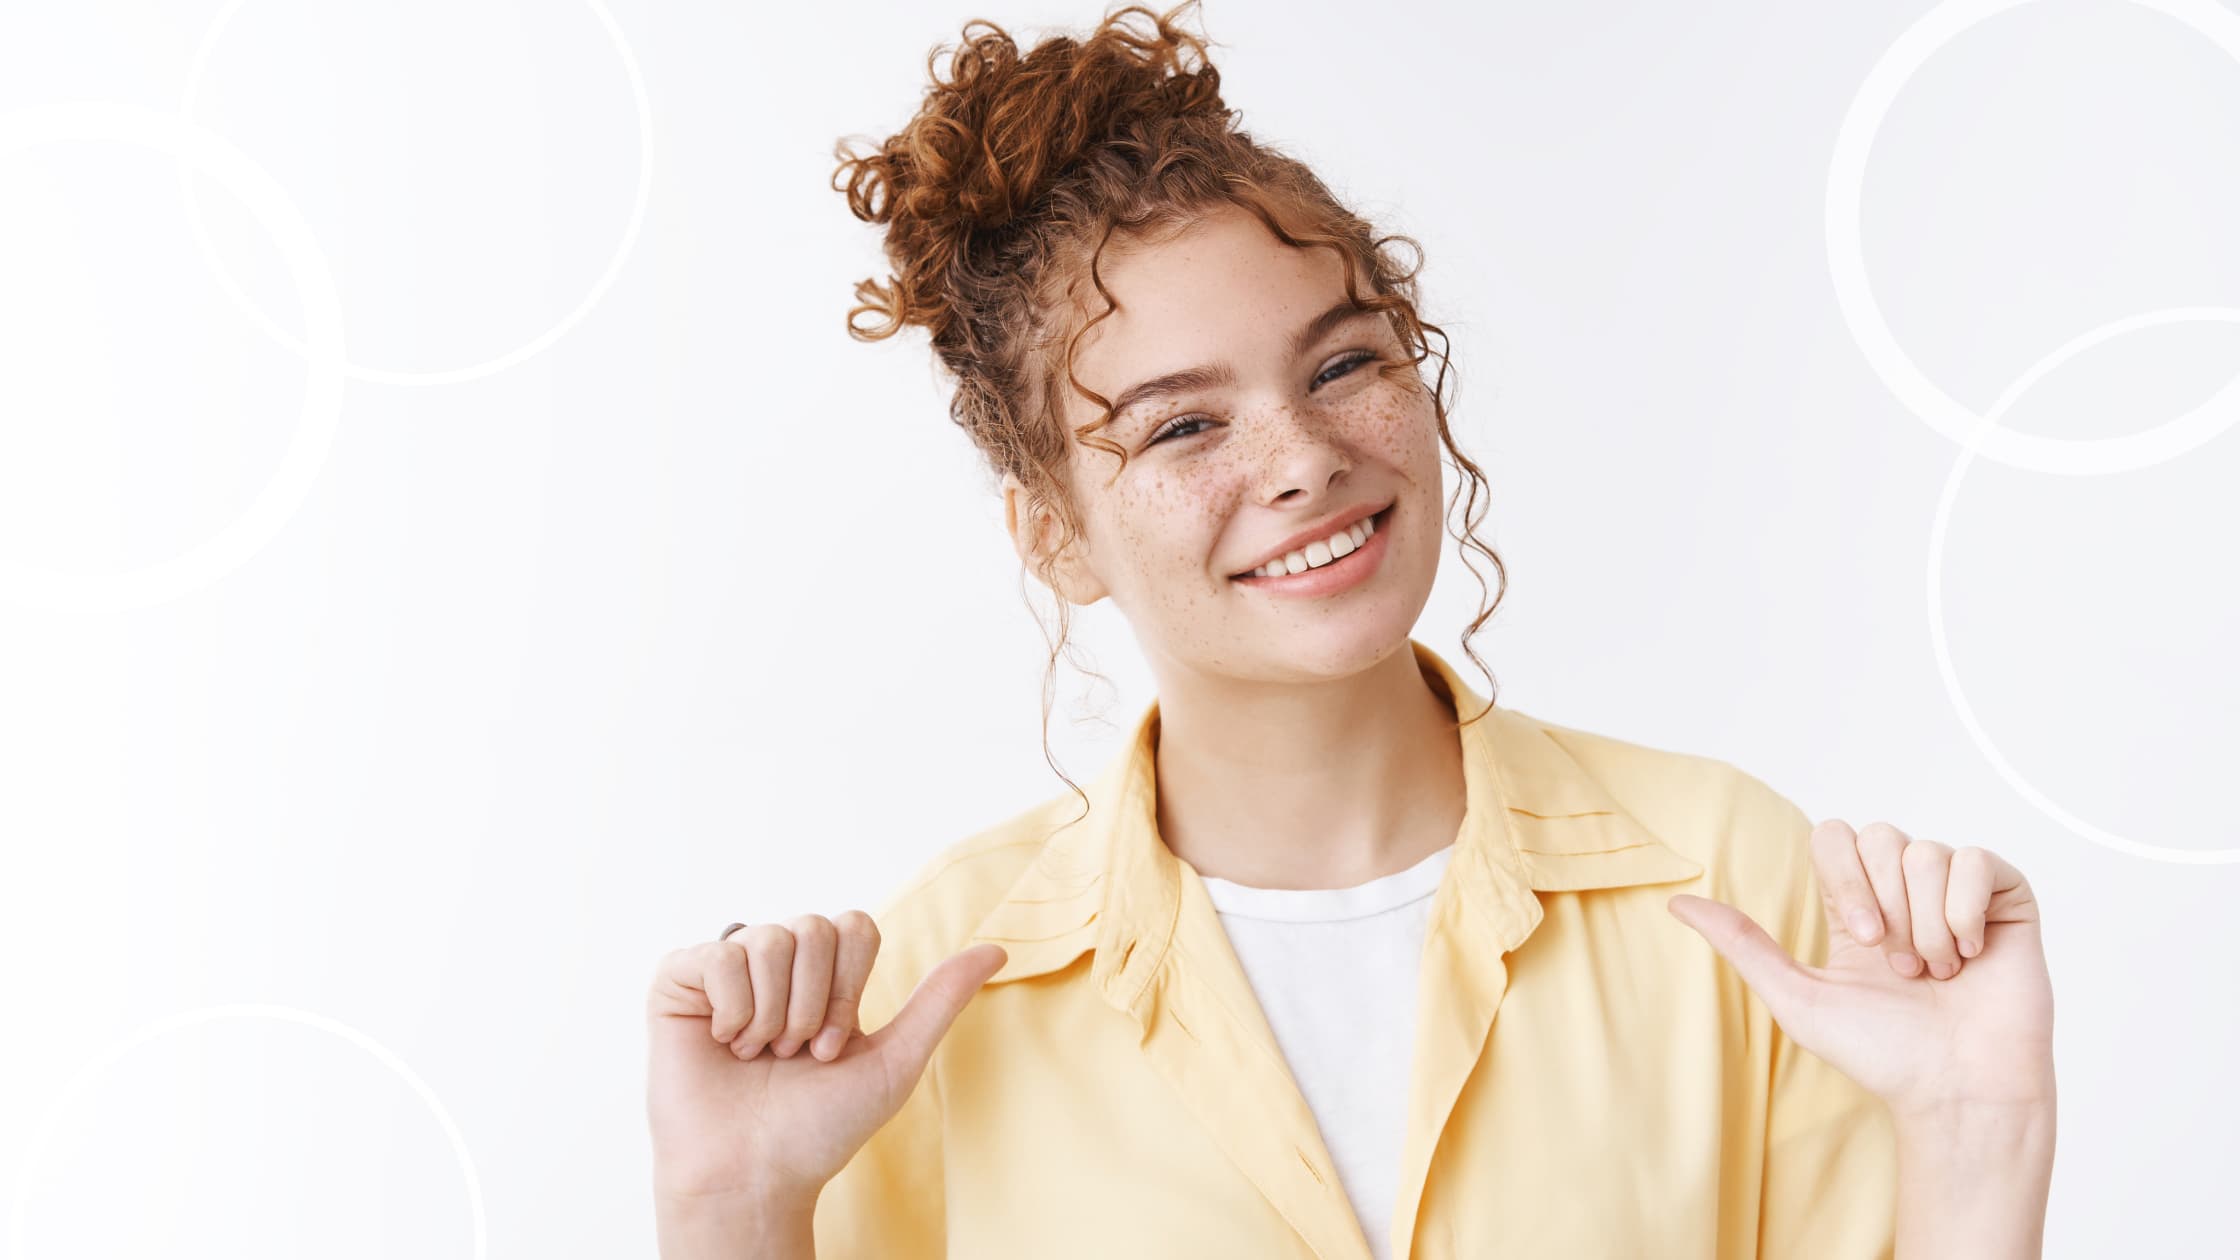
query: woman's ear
[{"left": 1001, "top": 472, "right": 1107, "bottom": 606}]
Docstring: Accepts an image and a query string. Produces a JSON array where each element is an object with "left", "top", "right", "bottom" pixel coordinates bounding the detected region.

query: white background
[{"left": 1, "top": 0, "right": 2234, "bottom": 1255}]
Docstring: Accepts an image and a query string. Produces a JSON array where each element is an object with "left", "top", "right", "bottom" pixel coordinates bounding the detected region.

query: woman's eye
[
  {"left": 1148, "top": 415, "right": 1213, "bottom": 446},
  {"left": 1316, "top": 351, "right": 1376, "bottom": 388},
  {"left": 1145, "top": 353, "right": 1377, "bottom": 447}
]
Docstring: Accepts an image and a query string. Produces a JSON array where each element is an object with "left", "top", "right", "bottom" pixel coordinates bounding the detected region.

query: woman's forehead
[{"left": 1063, "top": 216, "right": 1353, "bottom": 402}]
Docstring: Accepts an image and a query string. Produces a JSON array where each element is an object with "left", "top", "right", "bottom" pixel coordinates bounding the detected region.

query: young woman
[{"left": 646, "top": 5, "right": 2057, "bottom": 1257}]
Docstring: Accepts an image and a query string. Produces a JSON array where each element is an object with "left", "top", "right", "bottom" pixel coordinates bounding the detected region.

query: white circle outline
[
  {"left": 178, "top": 0, "right": 654, "bottom": 385},
  {"left": 0, "top": 101, "right": 346, "bottom": 613},
  {"left": 6, "top": 1003, "right": 488, "bottom": 1258},
  {"left": 1929, "top": 307, "right": 2240, "bottom": 863},
  {"left": 1826, "top": 0, "right": 2240, "bottom": 475}
]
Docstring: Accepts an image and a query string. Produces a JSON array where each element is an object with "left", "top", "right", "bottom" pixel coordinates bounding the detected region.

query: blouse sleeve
[
  {"left": 810, "top": 946, "right": 948, "bottom": 1258},
  {"left": 1754, "top": 795, "right": 1899, "bottom": 1260}
]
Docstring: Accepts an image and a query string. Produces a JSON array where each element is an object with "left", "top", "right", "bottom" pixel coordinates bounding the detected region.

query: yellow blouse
[{"left": 812, "top": 639, "right": 1896, "bottom": 1258}]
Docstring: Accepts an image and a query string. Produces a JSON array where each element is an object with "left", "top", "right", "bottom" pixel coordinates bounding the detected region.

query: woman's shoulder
[{"left": 1511, "top": 708, "right": 1821, "bottom": 920}]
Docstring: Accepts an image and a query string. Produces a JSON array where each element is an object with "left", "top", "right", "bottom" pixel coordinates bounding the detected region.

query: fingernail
[
  {"left": 773, "top": 1040, "right": 798, "bottom": 1059},
  {"left": 1890, "top": 951, "right": 1920, "bottom": 977},
  {"left": 813, "top": 1028, "right": 843, "bottom": 1059},
  {"left": 1959, "top": 937, "right": 1980, "bottom": 958},
  {"left": 1931, "top": 960, "right": 1956, "bottom": 980}
]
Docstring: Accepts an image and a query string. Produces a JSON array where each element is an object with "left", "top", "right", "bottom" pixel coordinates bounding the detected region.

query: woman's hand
[
  {"left": 1666, "top": 819, "right": 2055, "bottom": 1115},
  {"left": 645, "top": 912, "right": 1008, "bottom": 1206}
]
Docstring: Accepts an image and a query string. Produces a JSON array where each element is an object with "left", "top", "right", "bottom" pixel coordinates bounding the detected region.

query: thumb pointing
[
  {"left": 1666, "top": 894, "right": 1812, "bottom": 1025},
  {"left": 870, "top": 942, "right": 1009, "bottom": 1084}
]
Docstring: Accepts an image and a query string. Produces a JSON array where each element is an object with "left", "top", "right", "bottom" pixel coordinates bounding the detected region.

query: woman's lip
[
  {"left": 1236, "top": 499, "right": 1388, "bottom": 578},
  {"left": 1228, "top": 505, "right": 1393, "bottom": 592}
]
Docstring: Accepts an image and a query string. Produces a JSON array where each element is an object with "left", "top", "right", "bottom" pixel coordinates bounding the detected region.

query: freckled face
[{"left": 1055, "top": 203, "right": 1446, "bottom": 682}]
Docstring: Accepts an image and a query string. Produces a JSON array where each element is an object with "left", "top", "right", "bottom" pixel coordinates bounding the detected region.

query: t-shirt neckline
[{"left": 1196, "top": 842, "right": 1457, "bottom": 923}]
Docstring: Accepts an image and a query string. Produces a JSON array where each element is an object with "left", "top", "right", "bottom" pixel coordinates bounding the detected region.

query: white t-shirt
[{"left": 1195, "top": 842, "right": 1456, "bottom": 1260}]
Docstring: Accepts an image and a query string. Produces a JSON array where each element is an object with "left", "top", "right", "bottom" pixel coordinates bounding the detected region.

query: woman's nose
[{"left": 1251, "top": 406, "right": 1353, "bottom": 505}]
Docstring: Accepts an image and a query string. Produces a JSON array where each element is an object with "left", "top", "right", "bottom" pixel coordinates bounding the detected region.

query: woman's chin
[{"left": 1230, "top": 595, "right": 1431, "bottom": 677}]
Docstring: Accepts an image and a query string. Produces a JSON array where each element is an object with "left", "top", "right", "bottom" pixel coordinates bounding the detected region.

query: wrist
[
  {"left": 654, "top": 1185, "right": 819, "bottom": 1260},
  {"left": 653, "top": 1180, "right": 821, "bottom": 1218},
  {"left": 1888, "top": 1073, "right": 2057, "bottom": 1143},
  {"left": 1889, "top": 1089, "right": 2056, "bottom": 1260},
  {"left": 1895, "top": 1102, "right": 2056, "bottom": 1172}
]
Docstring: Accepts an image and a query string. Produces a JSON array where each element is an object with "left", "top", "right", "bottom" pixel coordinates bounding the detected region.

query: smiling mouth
[{"left": 1228, "top": 504, "right": 1393, "bottom": 581}]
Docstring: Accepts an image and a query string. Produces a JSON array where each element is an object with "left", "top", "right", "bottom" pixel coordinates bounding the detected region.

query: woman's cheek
[{"left": 1152, "top": 456, "right": 1242, "bottom": 513}]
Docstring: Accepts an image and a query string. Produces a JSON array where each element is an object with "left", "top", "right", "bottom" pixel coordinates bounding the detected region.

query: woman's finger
[
  {"left": 1810, "top": 819, "right": 1884, "bottom": 945},
  {"left": 1854, "top": 822, "right": 1920, "bottom": 977},
  {"left": 647, "top": 945, "right": 717, "bottom": 1021},
  {"left": 1900, "top": 840, "right": 1960, "bottom": 978},
  {"left": 1977, "top": 846, "right": 2042, "bottom": 926},
  {"left": 814, "top": 910, "right": 881, "bottom": 1061},
  {"left": 1945, "top": 846, "right": 1995, "bottom": 958},
  {"left": 1666, "top": 894, "right": 1818, "bottom": 1032},
  {"left": 731, "top": 923, "right": 796, "bottom": 1060},
  {"left": 772, "top": 915, "right": 839, "bottom": 1058},
  {"left": 701, "top": 939, "right": 756, "bottom": 1044}
]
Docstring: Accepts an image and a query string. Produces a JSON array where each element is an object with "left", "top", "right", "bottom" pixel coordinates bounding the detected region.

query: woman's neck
[{"left": 1148, "top": 641, "right": 1468, "bottom": 890}]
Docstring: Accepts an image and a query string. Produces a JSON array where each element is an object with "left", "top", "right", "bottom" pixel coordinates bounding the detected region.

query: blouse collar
[{"left": 964, "top": 637, "right": 1705, "bottom": 1018}]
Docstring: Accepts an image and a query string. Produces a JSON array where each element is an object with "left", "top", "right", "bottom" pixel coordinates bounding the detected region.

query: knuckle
[
  {"left": 744, "top": 923, "right": 793, "bottom": 957},
  {"left": 695, "top": 940, "right": 746, "bottom": 979},
  {"left": 1855, "top": 821, "right": 1906, "bottom": 851},
  {"left": 1811, "top": 817, "right": 1853, "bottom": 843},
  {"left": 1901, "top": 841, "right": 1947, "bottom": 874},
  {"left": 1813, "top": 838, "right": 1855, "bottom": 872}
]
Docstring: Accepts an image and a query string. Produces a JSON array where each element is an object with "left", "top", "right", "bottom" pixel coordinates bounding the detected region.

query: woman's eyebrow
[
  {"left": 1107, "top": 298, "right": 1372, "bottom": 421},
  {"left": 1284, "top": 297, "right": 1374, "bottom": 360}
]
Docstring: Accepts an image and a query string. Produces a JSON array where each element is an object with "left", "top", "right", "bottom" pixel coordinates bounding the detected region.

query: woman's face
[{"left": 1007, "top": 201, "right": 1447, "bottom": 684}]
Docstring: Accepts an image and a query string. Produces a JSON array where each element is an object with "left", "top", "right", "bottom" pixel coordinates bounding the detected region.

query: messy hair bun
[
  {"left": 832, "top": 4, "right": 1230, "bottom": 348},
  {"left": 831, "top": 1, "right": 1508, "bottom": 799}
]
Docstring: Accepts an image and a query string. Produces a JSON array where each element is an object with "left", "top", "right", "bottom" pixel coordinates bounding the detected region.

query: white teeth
[{"left": 1248, "top": 511, "right": 1381, "bottom": 578}]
